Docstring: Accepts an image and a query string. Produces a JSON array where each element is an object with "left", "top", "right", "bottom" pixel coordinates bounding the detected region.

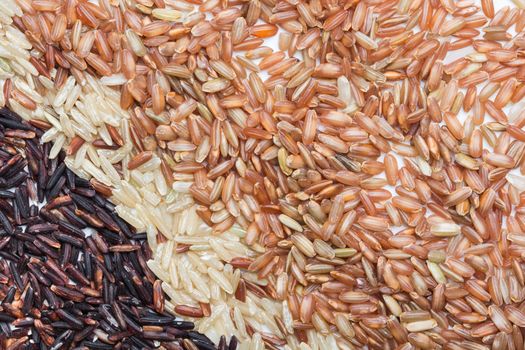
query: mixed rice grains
[
  {"left": 0, "top": 107, "right": 236, "bottom": 350},
  {"left": 2, "top": 0, "right": 525, "bottom": 349}
]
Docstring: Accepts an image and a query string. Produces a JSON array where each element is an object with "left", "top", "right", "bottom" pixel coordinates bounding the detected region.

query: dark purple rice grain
[
  {"left": 71, "top": 187, "right": 96, "bottom": 197},
  {"left": 74, "top": 177, "right": 91, "bottom": 189},
  {"left": 38, "top": 163, "right": 47, "bottom": 201},
  {"left": 129, "top": 252, "right": 145, "bottom": 276},
  {"left": 43, "top": 287, "right": 60, "bottom": 309},
  {"left": 5, "top": 171, "right": 28, "bottom": 188},
  {"left": 102, "top": 278, "right": 111, "bottom": 304},
  {"left": 132, "top": 233, "right": 147, "bottom": 241},
  {"left": 57, "top": 219, "right": 86, "bottom": 237},
  {"left": 165, "top": 326, "right": 188, "bottom": 338},
  {"left": 94, "top": 207, "right": 120, "bottom": 232},
  {"left": 0, "top": 190, "right": 14, "bottom": 198},
  {"left": 14, "top": 186, "right": 29, "bottom": 219},
  {"left": 8, "top": 261, "right": 23, "bottom": 290},
  {"left": 12, "top": 317, "right": 34, "bottom": 327},
  {"left": 175, "top": 322, "right": 195, "bottom": 331},
  {"left": 0, "top": 210, "right": 13, "bottom": 234},
  {"left": 60, "top": 207, "right": 89, "bottom": 228},
  {"left": 51, "top": 321, "right": 73, "bottom": 329},
  {"left": 135, "top": 335, "right": 159, "bottom": 348},
  {"left": 29, "top": 204, "right": 38, "bottom": 217},
  {"left": 229, "top": 336, "right": 238, "bottom": 350},
  {"left": 46, "top": 259, "right": 70, "bottom": 283},
  {"left": 99, "top": 228, "right": 122, "bottom": 244},
  {"left": 66, "top": 168, "right": 76, "bottom": 189},
  {"left": 0, "top": 313, "right": 15, "bottom": 322},
  {"left": 0, "top": 322, "right": 12, "bottom": 338},
  {"left": 0, "top": 115, "right": 32, "bottom": 130},
  {"left": 103, "top": 255, "right": 113, "bottom": 274},
  {"left": 83, "top": 250, "right": 93, "bottom": 281},
  {"left": 60, "top": 243, "right": 73, "bottom": 268},
  {"left": 42, "top": 269, "right": 67, "bottom": 286},
  {"left": 93, "top": 193, "right": 113, "bottom": 209},
  {"left": 54, "top": 232, "right": 84, "bottom": 247},
  {"left": 74, "top": 326, "right": 95, "bottom": 343},
  {"left": 14, "top": 231, "right": 34, "bottom": 242},
  {"left": 65, "top": 264, "right": 90, "bottom": 286},
  {"left": 29, "top": 222, "right": 58, "bottom": 233},
  {"left": 50, "top": 329, "right": 74, "bottom": 350},
  {"left": 46, "top": 175, "right": 66, "bottom": 200},
  {"left": 0, "top": 107, "right": 25, "bottom": 121},
  {"left": 111, "top": 302, "right": 127, "bottom": 330},
  {"left": 22, "top": 286, "right": 34, "bottom": 314},
  {"left": 12, "top": 200, "right": 21, "bottom": 225},
  {"left": 113, "top": 213, "right": 134, "bottom": 238},
  {"left": 56, "top": 309, "right": 84, "bottom": 329},
  {"left": 82, "top": 341, "right": 113, "bottom": 349},
  {"left": 33, "top": 239, "right": 59, "bottom": 259},
  {"left": 70, "top": 192, "right": 96, "bottom": 213},
  {"left": 0, "top": 109, "right": 234, "bottom": 350},
  {"left": 143, "top": 331, "right": 178, "bottom": 341},
  {"left": 122, "top": 312, "right": 143, "bottom": 333},
  {"left": 28, "top": 264, "right": 51, "bottom": 286},
  {"left": 1, "top": 157, "right": 26, "bottom": 178},
  {"left": 0, "top": 198, "right": 14, "bottom": 214},
  {"left": 0, "top": 238, "right": 9, "bottom": 251},
  {"left": 189, "top": 331, "right": 214, "bottom": 345},
  {"left": 46, "top": 162, "right": 66, "bottom": 190}
]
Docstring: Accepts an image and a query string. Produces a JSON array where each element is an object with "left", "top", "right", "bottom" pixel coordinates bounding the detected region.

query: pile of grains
[
  {"left": 0, "top": 107, "right": 237, "bottom": 350},
  {"left": 0, "top": 2, "right": 286, "bottom": 348},
  {"left": 4, "top": 0, "right": 525, "bottom": 349}
]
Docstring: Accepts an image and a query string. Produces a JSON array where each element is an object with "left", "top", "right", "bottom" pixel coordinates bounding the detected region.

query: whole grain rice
[
  {"left": 0, "top": 2, "right": 296, "bottom": 347},
  {"left": 5, "top": 0, "right": 525, "bottom": 349},
  {"left": 0, "top": 106, "right": 232, "bottom": 350}
]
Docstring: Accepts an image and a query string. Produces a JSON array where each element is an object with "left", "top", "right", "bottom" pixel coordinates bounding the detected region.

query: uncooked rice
[
  {"left": 4, "top": 0, "right": 525, "bottom": 349},
  {"left": 0, "top": 2, "right": 300, "bottom": 348}
]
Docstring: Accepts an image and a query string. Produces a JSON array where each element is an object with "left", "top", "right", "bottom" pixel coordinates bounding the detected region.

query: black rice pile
[{"left": 0, "top": 107, "right": 237, "bottom": 350}]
